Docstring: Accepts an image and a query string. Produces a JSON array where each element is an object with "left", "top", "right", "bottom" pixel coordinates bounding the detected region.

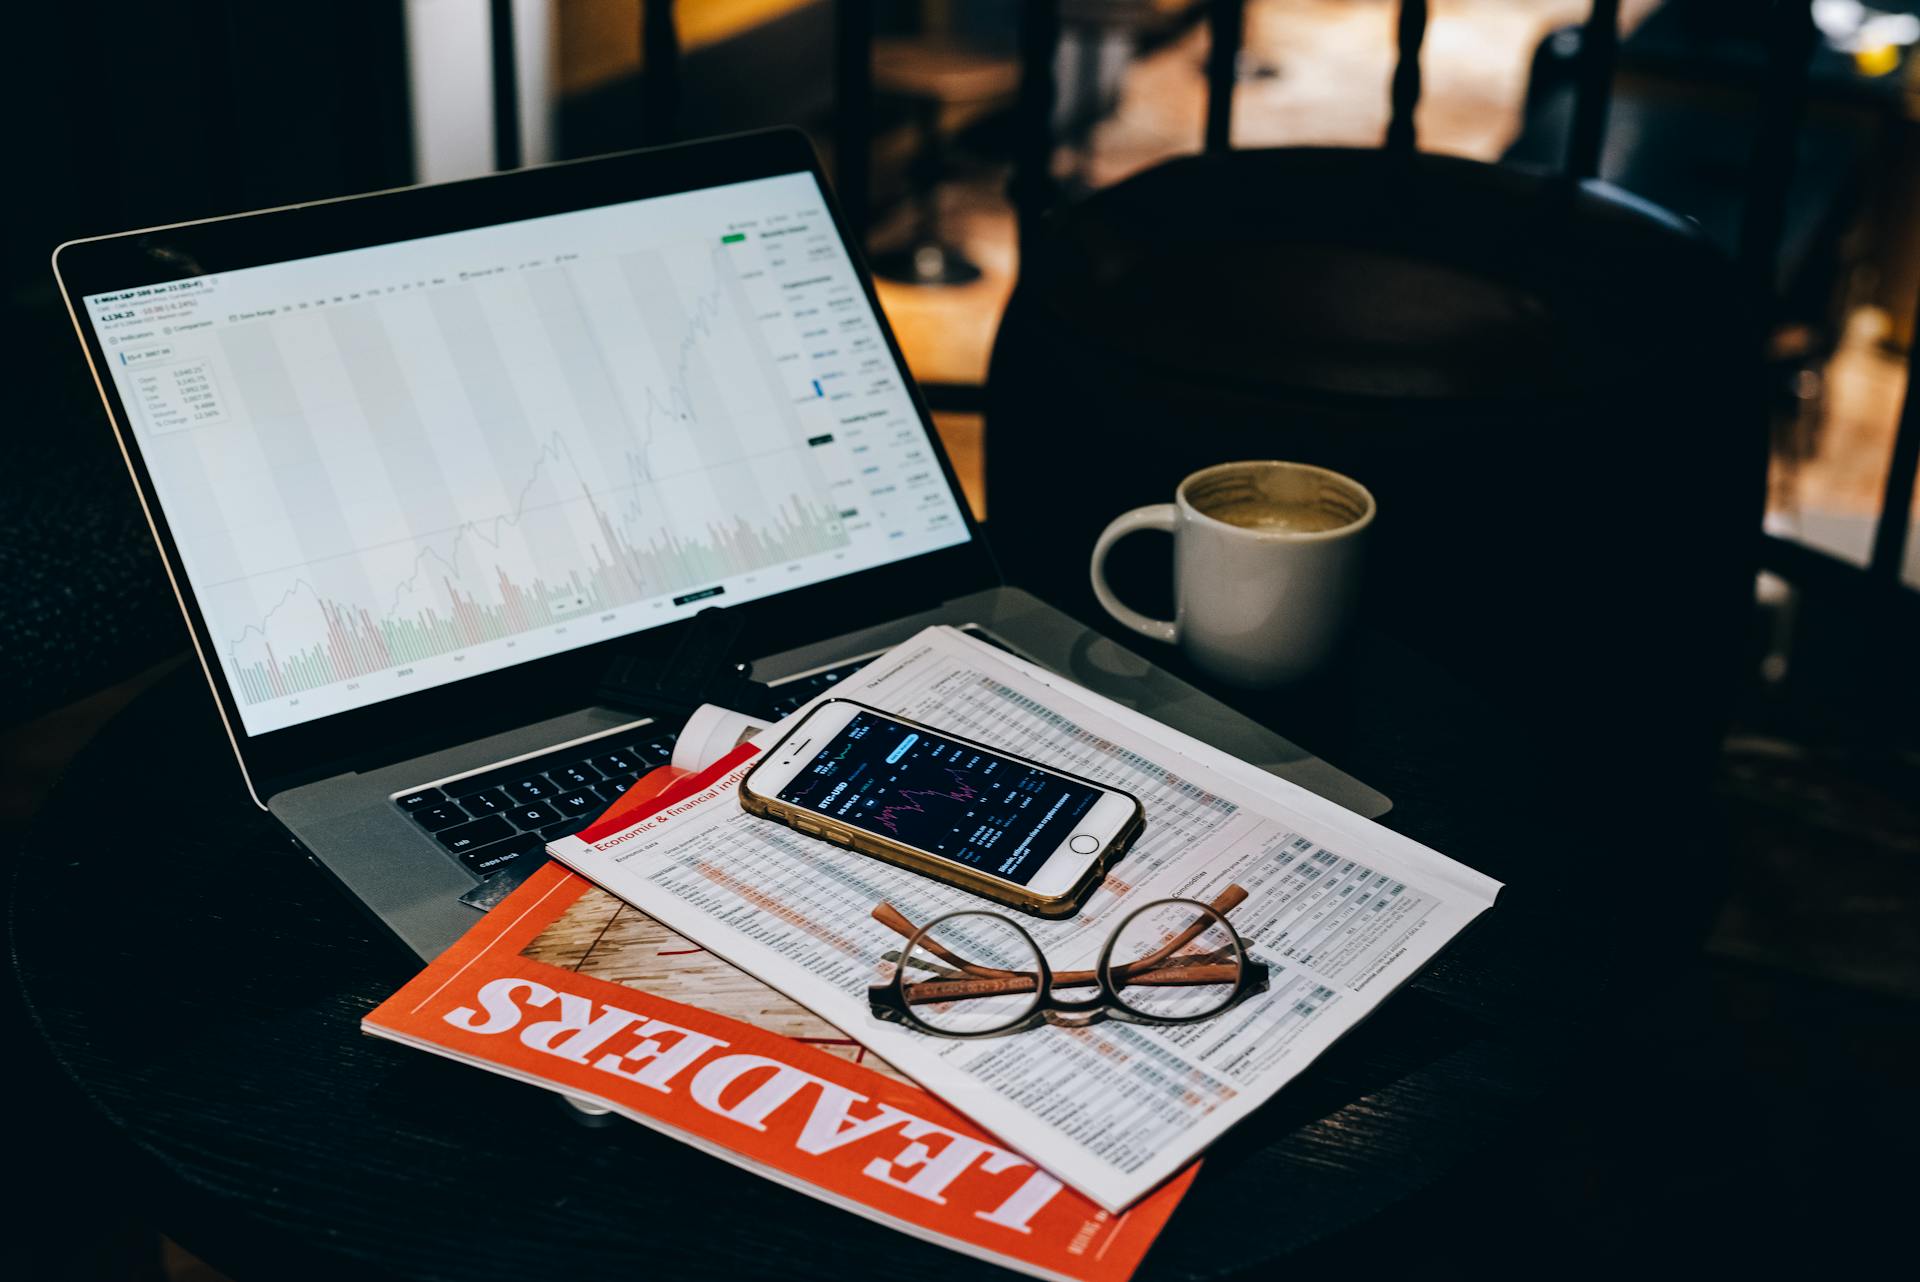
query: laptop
[{"left": 54, "top": 129, "right": 1387, "bottom": 962}]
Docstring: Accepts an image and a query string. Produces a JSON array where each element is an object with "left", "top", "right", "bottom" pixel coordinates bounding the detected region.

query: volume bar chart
[{"left": 230, "top": 489, "right": 846, "bottom": 705}]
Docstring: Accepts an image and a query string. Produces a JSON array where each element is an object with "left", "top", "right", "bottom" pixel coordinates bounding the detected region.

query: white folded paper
[{"left": 549, "top": 626, "right": 1501, "bottom": 1212}]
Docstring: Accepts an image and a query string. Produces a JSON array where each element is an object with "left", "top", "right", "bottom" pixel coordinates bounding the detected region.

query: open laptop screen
[{"left": 79, "top": 171, "right": 971, "bottom": 737}]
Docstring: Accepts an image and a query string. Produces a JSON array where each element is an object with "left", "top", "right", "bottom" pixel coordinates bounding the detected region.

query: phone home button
[{"left": 1069, "top": 833, "right": 1099, "bottom": 855}]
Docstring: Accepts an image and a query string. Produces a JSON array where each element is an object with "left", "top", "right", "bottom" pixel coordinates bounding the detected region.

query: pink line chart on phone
[
  {"left": 765, "top": 701, "right": 1113, "bottom": 887},
  {"left": 874, "top": 771, "right": 978, "bottom": 835}
]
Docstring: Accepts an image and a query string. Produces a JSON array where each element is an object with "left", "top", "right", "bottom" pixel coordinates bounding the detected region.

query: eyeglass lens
[
  {"left": 901, "top": 911, "right": 1046, "bottom": 1035},
  {"left": 1102, "top": 900, "right": 1244, "bottom": 1021}
]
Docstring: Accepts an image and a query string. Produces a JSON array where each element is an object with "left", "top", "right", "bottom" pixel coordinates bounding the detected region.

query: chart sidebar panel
[{"left": 82, "top": 174, "right": 969, "bottom": 735}]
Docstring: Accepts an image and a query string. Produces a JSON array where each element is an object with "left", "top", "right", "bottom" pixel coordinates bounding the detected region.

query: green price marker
[{"left": 721, "top": 233, "right": 746, "bottom": 244}]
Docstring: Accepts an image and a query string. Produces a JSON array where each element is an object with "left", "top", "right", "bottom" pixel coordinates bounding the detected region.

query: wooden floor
[{"left": 1769, "top": 306, "right": 1920, "bottom": 580}]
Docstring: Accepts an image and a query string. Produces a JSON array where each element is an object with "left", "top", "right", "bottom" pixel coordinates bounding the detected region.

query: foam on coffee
[{"left": 1185, "top": 465, "right": 1368, "bottom": 535}]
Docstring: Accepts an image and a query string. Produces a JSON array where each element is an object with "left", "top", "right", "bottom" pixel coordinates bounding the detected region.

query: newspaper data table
[{"left": 11, "top": 638, "right": 1613, "bottom": 1282}]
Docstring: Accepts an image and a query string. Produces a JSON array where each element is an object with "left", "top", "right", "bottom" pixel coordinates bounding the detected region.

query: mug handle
[{"left": 1089, "top": 505, "right": 1178, "bottom": 645}]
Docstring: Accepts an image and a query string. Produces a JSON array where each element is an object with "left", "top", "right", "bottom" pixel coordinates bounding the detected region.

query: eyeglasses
[{"left": 865, "top": 883, "right": 1270, "bottom": 1038}]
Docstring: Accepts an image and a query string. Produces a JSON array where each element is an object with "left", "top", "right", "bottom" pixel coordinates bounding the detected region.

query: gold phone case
[{"left": 739, "top": 698, "right": 1145, "bottom": 919}]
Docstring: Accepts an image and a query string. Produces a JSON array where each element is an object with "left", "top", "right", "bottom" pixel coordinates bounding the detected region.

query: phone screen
[{"left": 776, "top": 709, "right": 1102, "bottom": 886}]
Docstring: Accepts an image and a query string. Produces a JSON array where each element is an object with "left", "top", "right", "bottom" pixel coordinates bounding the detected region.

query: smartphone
[{"left": 739, "top": 699, "right": 1145, "bottom": 917}]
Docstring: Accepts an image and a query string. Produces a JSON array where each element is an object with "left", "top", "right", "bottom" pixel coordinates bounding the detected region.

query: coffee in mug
[{"left": 1089, "top": 461, "right": 1374, "bottom": 688}]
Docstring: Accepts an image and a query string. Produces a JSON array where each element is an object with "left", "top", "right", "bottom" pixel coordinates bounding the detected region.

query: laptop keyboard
[{"left": 392, "top": 658, "right": 870, "bottom": 880}]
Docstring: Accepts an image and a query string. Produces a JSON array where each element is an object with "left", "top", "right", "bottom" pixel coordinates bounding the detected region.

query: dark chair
[
  {"left": 1505, "top": 9, "right": 1880, "bottom": 409},
  {"left": 985, "top": 148, "right": 1762, "bottom": 935}
]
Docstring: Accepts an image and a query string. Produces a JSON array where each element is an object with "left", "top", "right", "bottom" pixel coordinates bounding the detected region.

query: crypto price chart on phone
[
  {"left": 777, "top": 710, "right": 1102, "bottom": 886},
  {"left": 81, "top": 172, "right": 969, "bottom": 735}
]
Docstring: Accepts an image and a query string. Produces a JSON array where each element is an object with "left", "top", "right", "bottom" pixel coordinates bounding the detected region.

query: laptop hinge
[{"left": 595, "top": 606, "right": 775, "bottom": 721}]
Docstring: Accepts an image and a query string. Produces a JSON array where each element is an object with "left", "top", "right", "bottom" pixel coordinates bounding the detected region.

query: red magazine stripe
[{"left": 574, "top": 741, "right": 761, "bottom": 845}]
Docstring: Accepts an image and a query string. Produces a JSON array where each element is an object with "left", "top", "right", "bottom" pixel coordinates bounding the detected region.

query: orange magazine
[{"left": 364, "top": 762, "right": 1193, "bottom": 1282}]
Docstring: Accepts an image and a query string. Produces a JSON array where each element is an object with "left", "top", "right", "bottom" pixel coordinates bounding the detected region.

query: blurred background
[
  {"left": 6, "top": 1, "right": 1918, "bottom": 713},
  {"left": 4, "top": 1, "right": 1916, "bottom": 1275}
]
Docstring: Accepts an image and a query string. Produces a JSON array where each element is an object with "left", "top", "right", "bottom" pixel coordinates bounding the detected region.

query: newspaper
[
  {"left": 549, "top": 625, "right": 1501, "bottom": 1211},
  {"left": 364, "top": 770, "right": 1191, "bottom": 1282}
]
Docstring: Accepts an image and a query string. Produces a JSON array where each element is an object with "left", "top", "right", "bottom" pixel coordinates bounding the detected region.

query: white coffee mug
[{"left": 1089, "top": 460, "right": 1375, "bottom": 688}]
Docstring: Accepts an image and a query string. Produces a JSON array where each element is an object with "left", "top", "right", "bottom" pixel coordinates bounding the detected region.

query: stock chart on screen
[{"left": 83, "top": 174, "right": 969, "bottom": 734}]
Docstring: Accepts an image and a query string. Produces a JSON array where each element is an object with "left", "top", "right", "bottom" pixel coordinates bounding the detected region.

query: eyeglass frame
[{"left": 866, "top": 884, "right": 1271, "bottom": 1038}]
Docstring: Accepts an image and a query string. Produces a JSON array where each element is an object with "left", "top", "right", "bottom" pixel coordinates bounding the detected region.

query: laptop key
[
  {"left": 459, "top": 832, "right": 544, "bottom": 876},
  {"left": 506, "top": 777, "right": 557, "bottom": 802},
  {"left": 632, "top": 736, "right": 677, "bottom": 765},
  {"left": 439, "top": 731, "right": 672, "bottom": 798},
  {"left": 589, "top": 750, "right": 637, "bottom": 775},
  {"left": 412, "top": 802, "right": 471, "bottom": 832},
  {"left": 459, "top": 788, "right": 512, "bottom": 818},
  {"left": 507, "top": 801, "right": 562, "bottom": 829},
  {"left": 552, "top": 789, "right": 600, "bottom": 816},
  {"left": 436, "top": 815, "right": 513, "bottom": 854},
  {"left": 594, "top": 774, "right": 638, "bottom": 803},
  {"left": 551, "top": 763, "right": 600, "bottom": 789},
  {"left": 395, "top": 788, "right": 444, "bottom": 813}
]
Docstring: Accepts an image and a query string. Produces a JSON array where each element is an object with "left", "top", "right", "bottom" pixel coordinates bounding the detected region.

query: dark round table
[{"left": 10, "top": 640, "right": 1605, "bottom": 1281}]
